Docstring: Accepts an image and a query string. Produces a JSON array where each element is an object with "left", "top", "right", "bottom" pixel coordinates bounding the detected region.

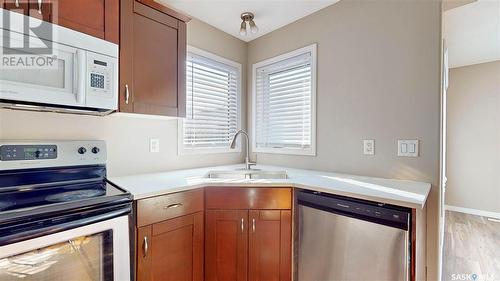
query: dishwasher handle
[{"left": 297, "top": 190, "right": 410, "bottom": 230}]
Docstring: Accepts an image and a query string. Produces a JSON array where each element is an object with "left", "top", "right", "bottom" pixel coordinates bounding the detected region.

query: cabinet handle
[
  {"left": 241, "top": 218, "right": 244, "bottom": 233},
  {"left": 15, "top": 0, "right": 19, "bottom": 8},
  {"left": 37, "top": 0, "right": 42, "bottom": 14},
  {"left": 125, "top": 84, "right": 130, "bottom": 104},
  {"left": 163, "top": 203, "right": 183, "bottom": 209},
  {"left": 252, "top": 218, "right": 255, "bottom": 233},
  {"left": 142, "top": 236, "right": 148, "bottom": 258}
]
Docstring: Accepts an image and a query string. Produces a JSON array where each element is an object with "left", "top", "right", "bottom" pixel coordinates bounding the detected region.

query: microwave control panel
[{"left": 88, "top": 58, "right": 113, "bottom": 94}]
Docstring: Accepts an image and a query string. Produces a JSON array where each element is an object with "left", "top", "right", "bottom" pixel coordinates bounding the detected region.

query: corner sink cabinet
[
  {"left": 205, "top": 187, "right": 292, "bottom": 281},
  {"left": 134, "top": 187, "right": 292, "bottom": 281}
]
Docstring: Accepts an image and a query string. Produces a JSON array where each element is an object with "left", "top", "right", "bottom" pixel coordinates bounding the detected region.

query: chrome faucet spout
[{"left": 229, "top": 129, "right": 256, "bottom": 170}]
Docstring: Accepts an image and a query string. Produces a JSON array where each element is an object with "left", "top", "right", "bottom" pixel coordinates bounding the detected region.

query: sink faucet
[{"left": 229, "top": 129, "right": 256, "bottom": 170}]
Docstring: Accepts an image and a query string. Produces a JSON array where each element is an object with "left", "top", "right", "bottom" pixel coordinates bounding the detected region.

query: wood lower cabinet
[
  {"left": 120, "top": 0, "right": 188, "bottom": 117},
  {"left": 136, "top": 189, "right": 204, "bottom": 281},
  {"left": 205, "top": 187, "right": 292, "bottom": 281},
  {"left": 205, "top": 210, "right": 249, "bottom": 281},
  {"left": 249, "top": 210, "right": 292, "bottom": 281}
]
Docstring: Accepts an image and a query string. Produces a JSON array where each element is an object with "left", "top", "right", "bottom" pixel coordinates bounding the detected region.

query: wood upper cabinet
[
  {"left": 136, "top": 189, "right": 204, "bottom": 281},
  {"left": 205, "top": 188, "right": 292, "bottom": 281},
  {"left": 205, "top": 210, "right": 249, "bottom": 281},
  {"left": 2, "top": 0, "right": 30, "bottom": 16},
  {"left": 1, "top": 0, "right": 119, "bottom": 44},
  {"left": 55, "top": 0, "right": 119, "bottom": 43},
  {"left": 120, "top": 0, "right": 187, "bottom": 117}
]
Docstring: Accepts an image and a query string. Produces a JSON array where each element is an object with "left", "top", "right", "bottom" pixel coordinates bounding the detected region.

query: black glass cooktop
[{"left": 0, "top": 165, "right": 131, "bottom": 222}]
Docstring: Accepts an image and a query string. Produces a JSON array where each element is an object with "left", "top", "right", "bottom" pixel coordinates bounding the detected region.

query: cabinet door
[
  {"left": 249, "top": 210, "right": 292, "bottom": 281},
  {"left": 137, "top": 212, "right": 204, "bottom": 281},
  {"left": 2, "top": 0, "right": 29, "bottom": 15},
  {"left": 205, "top": 210, "right": 248, "bottom": 281},
  {"left": 54, "top": 0, "right": 119, "bottom": 43},
  {"left": 137, "top": 225, "right": 152, "bottom": 281},
  {"left": 28, "top": 0, "right": 52, "bottom": 22},
  {"left": 120, "top": 0, "right": 186, "bottom": 116}
]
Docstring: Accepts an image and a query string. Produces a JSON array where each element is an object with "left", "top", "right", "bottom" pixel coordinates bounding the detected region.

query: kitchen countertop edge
[{"left": 109, "top": 164, "right": 432, "bottom": 209}]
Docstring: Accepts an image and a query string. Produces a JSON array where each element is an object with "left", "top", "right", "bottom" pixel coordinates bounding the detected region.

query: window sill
[
  {"left": 253, "top": 147, "right": 316, "bottom": 156},
  {"left": 178, "top": 147, "right": 242, "bottom": 156}
]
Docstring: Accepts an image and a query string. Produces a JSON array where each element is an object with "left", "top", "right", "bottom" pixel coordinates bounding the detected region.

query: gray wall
[
  {"left": 246, "top": 1, "right": 442, "bottom": 279},
  {"left": 0, "top": 18, "right": 247, "bottom": 177},
  {"left": 445, "top": 60, "right": 500, "bottom": 213}
]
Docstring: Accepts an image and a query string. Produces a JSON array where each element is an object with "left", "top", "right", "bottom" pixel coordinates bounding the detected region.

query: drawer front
[
  {"left": 206, "top": 187, "right": 292, "bottom": 210},
  {"left": 137, "top": 189, "right": 204, "bottom": 226}
]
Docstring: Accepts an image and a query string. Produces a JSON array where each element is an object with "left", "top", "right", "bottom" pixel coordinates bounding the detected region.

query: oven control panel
[
  {"left": 0, "top": 141, "right": 107, "bottom": 170},
  {"left": 0, "top": 145, "right": 57, "bottom": 161}
]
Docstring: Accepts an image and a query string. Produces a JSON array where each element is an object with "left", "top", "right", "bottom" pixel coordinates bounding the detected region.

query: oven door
[
  {"left": 0, "top": 30, "right": 85, "bottom": 107},
  {"left": 0, "top": 215, "right": 130, "bottom": 281}
]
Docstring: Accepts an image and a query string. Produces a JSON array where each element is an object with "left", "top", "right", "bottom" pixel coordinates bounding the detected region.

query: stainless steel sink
[{"left": 207, "top": 170, "right": 288, "bottom": 179}]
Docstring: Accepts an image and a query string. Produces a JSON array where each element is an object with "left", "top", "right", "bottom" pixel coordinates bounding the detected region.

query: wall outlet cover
[
  {"left": 363, "top": 139, "right": 375, "bottom": 155},
  {"left": 398, "top": 140, "right": 419, "bottom": 157},
  {"left": 149, "top": 138, "right": 160, "bottom": 153}
]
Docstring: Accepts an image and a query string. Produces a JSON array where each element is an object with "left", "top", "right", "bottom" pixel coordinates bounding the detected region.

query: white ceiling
[
  {"left": 159, "top": 0, "right": 340, "bottom": 42},
  {"left": 444, "top": 0, "right": 500, "bottom": 68}
]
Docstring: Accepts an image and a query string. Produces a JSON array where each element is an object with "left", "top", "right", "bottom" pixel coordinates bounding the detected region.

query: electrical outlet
[
  {"left": 398, "top": 140, "right": 418, "bottom": 157},
  {"left": 149, "top": 138, "right": 160, "bottom": 153},
  {"left": 363, "top": 139, "right": 375, "bottom": 155}
]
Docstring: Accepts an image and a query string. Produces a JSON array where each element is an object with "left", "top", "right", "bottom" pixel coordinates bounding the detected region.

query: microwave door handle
[{"left": 75, "top": 50, "right": 86, "bottom": 105}]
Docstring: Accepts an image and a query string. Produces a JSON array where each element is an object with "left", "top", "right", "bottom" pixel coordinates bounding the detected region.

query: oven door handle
[{"left": 0, "top": 204, "right": 131, "bottom": 246}]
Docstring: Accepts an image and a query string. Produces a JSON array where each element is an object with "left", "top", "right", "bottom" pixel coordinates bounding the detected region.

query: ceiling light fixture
[{"left": 240, "top": 12, "right": 258, "bottom": 36}]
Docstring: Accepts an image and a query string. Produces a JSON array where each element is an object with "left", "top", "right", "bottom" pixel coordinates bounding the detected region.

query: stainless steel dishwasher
[{"left": 297, "top": 190, "right": 412, "bottom": 281}]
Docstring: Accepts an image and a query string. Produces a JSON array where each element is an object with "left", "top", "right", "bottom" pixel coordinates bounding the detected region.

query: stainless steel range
[{"left": 0, "top": 140, "right": 131, "bottom": 281}]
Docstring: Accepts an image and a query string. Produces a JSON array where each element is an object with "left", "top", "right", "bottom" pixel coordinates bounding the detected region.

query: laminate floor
[{"left": 443, "top": 211, "right": 500, "bottom": 281}]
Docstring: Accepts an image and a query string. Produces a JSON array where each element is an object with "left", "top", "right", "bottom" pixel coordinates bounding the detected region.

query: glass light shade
[
  {"left": 239, "top": 21, "right": 247, "bottom": 36},
  {"left": 249, "top": 20, "right": 259, "bottom": 34}
]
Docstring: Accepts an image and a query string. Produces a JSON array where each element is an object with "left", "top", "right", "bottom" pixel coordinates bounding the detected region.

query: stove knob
[
  {"left": 78, "top": 147, "right": 87, "bottom": 154},
  {"left": 91, "top": 147, "right": 100, "bottom": 154}
]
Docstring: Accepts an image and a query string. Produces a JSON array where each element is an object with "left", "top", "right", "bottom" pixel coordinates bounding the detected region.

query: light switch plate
[
  {"left": 363, "top": 139, "right": 375, "bottom": 155},
  {"left": 398, "top": 140, "right": 418, "bottom": 157},
  {"left": 149, "top": 138, "right": 160, "bottom": 153}
]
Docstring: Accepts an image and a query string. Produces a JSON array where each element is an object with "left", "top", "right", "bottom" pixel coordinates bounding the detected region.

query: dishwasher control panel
[{"left": 297, "top": 190, "right": 411, "bottom": 230}]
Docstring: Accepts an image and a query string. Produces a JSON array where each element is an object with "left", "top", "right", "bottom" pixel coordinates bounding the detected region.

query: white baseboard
[{"left": 445, "top": 205, "right": 500, "bottom": 220}]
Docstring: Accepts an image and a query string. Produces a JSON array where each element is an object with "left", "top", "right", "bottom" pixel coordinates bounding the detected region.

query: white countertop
[{"left": 108, "top": 164, "right": 431, "bottom": 209}]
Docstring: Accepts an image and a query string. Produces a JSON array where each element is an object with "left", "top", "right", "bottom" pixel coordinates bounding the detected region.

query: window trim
[
  {"left": 178, "top": 45, "right": 242, "bottom": 155},
  {"left": 251, "top": 43, "right": 317, "bottom": 156}
]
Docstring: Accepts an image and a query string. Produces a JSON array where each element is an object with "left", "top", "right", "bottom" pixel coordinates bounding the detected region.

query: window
[
  {"left": 252, "top": 44, "right": 317, "bottom": 155},
  {"left": 179, "top": 46, "right": 241, "bottom": 154}
]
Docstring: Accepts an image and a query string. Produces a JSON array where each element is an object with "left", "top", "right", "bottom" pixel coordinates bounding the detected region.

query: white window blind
[
  {"left": 183, "top": 49, "right": 240, "bottom": 151},
  {"left": 253, "top": 45, "right": 316, "bottom": 155}
]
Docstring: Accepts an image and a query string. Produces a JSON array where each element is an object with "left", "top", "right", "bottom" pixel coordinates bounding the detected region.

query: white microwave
[{"left": 0, "top": 9, "right": 118, "bottom": 115}]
